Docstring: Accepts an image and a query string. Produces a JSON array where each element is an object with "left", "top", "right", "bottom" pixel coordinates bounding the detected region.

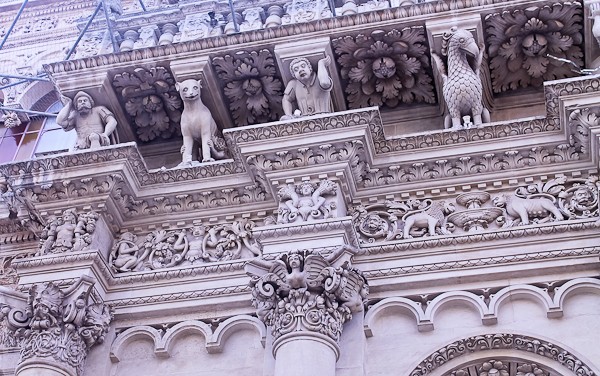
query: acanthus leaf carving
[
  {"left": 213, "top": 49, "right": 284, "bottom": 126},
  {"left": 332, "top": 26, "right": 435, "bottom": 110},
  {"left": 246, "top": 247, "right": 368, "bottom": 343},
  {"left": 485, "top": 2, "right": 584, "bottom": 92},
  {"left": 112, "top": 66, "right": 183, "bottom": 142}
]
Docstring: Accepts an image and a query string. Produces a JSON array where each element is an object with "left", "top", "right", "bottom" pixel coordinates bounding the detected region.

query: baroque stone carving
[
  {"left": 0, "top": 278, "right": 112, "bottom": 376},
  {"left": 410, "top": 333, "right": 595, "bottom": 376},
  {"left": 1, "top": 111, "right": 22, "bottom": 128},
  {"left": 109, "top": 220, "right": 261, "bottom": 272},
  {"left": 175, "top": 79, "right": 226, "bottom": 166},
  {"left": 447, "top": 192, "right": 503, "bottom": 232},
  {"left": 401, "top": 199, "right": 455, "bottom": 238},
  {"left": 213, "top": 49, "right": 284, "bottom": 126},
  {"left": 112, "top": 66, "right": 182, "bottom": 142},
  {"left": 282, "top": 56, "right": 333, "bottom": 119},
  {"left": 57, "top": 91, "right": 118, "bottom": 150},
  {"left": 282, "top": 0, "right": 332, "bottom": 24},
  {"left": 332, "top": 27, "right": 435, "bottom": 109},
  {"left": 246, "top": 247, "right": 368, "bottom": 342},
  {"left": 432, "top": 27, "right": 490, "bottom": 129},
  {"left": 178, "top": 13, "right": 222, "bottom": 42},
  {"left": 485, "top": 2, "right": 583, "bottom": 92},
  {"left": 38, "top": 209, "right": 99, "bottom": 255},
  {"left": 276, "top": 180, "right": 339, "bottom": 224}
]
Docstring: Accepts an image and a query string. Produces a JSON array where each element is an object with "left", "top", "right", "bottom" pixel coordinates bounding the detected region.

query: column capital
[
  {"left": 0, "top": 276, "right": 112, "bottom": 376},
  {"left": 245, "top": 246, "right": 368, "bottom": 347}
]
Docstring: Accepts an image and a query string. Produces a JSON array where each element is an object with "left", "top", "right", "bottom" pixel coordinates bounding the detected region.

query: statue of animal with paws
[
  {"left": 402, "top": 200, "right": 455, "bottom": 238},
  {"left": 493, "top": 194, "right": 564, "bottom": 225},
  {"left": 176, "top": 79, "right": 221, "bottom": 166}
]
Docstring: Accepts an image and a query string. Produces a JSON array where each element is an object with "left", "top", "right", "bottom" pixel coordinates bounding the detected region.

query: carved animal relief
[
  {"left": 112, "top": 67, "right": 183, "bottom": 142},
  {"left": 109, "top": 220, "right": 261, "bottom": 273},
  {"left": 485, "top": 2, "right": 583, "bottom": 92},
  {"left": 213, "top": 49, "right": 284, "bottom": 126},
  {"left": 332, "top": 27, "right": 435, "bottom": 109}
]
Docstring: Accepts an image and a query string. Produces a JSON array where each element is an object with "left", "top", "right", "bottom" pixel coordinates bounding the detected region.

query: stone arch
[
  {"left": 160, "top": 320, "right": 213, "bottom": 357},
  {"left": 207, "top": 315, "right": 266, "bottom": 353},
  {"left": 424, "top": 291, "right": 491, "bottom": 327},
  {"left": 109, "top": 326, "right": 163, "bottom": 363},
  {"left": 488, "top": 285, "right": 557, "bottom": 318},
  {"left": 408, "top": 332, "right": 598, "bottom": 376},
  {"left": 363, "top": 297, "right": 428, "bottom": 335}
]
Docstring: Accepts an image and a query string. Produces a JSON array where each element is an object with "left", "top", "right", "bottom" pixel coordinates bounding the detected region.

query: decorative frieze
[
  {"left": 38, "top": 209, "right": 99, "bottom": 255},
  {"left": 112, "top": 66, "right": 183, "bottom": 142},
  {"left": 109, "top": 220, "right": 261, "bottom": 272},
  {"left": 213, "top": 49, "right": 284, "bottom": 126},
  {"left": 0, "top": 277, "right": 113, "bottom": 376},
  {"left": 178, "top": 13, "right": 223, "bottom": 42},
  {"left": 332, "top": 27, "right": 435, "bottom": 109},
  {"left": 276, "top": 180, "right": 341, "bottom": 224},
  {"left": 485, "top": 1, "right": 584, "bottom": 92},
  {"left": 246, "top": 247, "right": 368, "bottom": 343}
]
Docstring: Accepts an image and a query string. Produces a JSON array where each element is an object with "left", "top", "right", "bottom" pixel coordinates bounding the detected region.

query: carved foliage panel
[
  {"left": 485, "top": 1, "right": 584, "bottom": 93},
  {"left": 332, "top": 26, "right": 436, "bottom": 110},
  {"left": 112, "top": 66, "right": 183, "bottom": 143},
  {"left": 212, "top": 49, "right": 284, "bottom": 127}
]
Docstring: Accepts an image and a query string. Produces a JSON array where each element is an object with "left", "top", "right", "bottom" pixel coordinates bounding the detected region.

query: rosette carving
[
  {"left": 485, "top": 2, "right": 583, "bottom": 92},
  {"left": 332, "top": 27, "right": 435, "bottom": 109},
  {"left": 246, "top": 247, "right": 368, "bottom": 343},
  {"left": 0, "top": 278, "right": 112, "bottom": 376},
  {"left": 112, "top": 67, "right": 183, "bottom": 142},
  {"left": 213, "top": 49, "right": 284, "bottom": 126}
]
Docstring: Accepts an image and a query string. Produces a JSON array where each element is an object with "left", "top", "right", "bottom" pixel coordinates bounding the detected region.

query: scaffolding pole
[
  {"left": 0, "top": 106, "right": 57, "bottom": 117},
  {"left": 0, "top": 0, "right": 29, "bottom": 50}
]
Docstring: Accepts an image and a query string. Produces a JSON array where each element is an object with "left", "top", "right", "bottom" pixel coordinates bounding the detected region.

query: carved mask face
[
  {"left": 76, "top": 96, "right": 92, "bottom": 113},
  {"left": 178, "top": 80, "right": 201, "bottom": 101},
  {"left": 299, "top": 183, "right": 313, "bottom": 196}
]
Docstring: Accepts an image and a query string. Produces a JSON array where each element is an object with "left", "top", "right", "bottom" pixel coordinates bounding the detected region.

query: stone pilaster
[
  {"left": 0, "top": 276, "right": 112, "bottom": 376},
  {"left": 245, "top": 246, "right": 368, "bottom": 376}
]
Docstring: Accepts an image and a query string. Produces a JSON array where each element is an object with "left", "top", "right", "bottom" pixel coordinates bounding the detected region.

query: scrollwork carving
[
  {"left": 246, "top": 247, "right": 368, "bottom": 343},
  {"left": 0, "top": 279, "right": 112, "bottom": 376}
]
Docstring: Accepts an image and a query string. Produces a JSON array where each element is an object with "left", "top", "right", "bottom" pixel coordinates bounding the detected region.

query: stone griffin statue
[
  {"left": 175, "top": 79, "right": 226, "bottom": 167},
  {"left": 56, "top": 91, "right": 118, "bottom": 150},
  {"left": 493, "top": 193, "right": 564, "bottom": 226},
  {"left": 432, "top": 27, "right": 490, "bottom": 129},
  {"left": 389, "top": 199, "right": 455, "bottom": 239}
]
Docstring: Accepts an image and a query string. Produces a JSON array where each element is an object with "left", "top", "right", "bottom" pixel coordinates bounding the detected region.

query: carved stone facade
[{"left": 1, "top": 1, "right": 600, "bottom": 376}]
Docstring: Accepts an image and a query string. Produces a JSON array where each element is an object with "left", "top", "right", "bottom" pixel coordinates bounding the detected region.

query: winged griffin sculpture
[{"left": 432, "top": 27, "right": 491, "bottom": 129}]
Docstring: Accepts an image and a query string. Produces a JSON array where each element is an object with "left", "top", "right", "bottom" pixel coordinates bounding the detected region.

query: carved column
[
  {"left": 0, "top": 276, "right": 112, "bottom": 376},
  {"left": 245, "top": 246, "right": 368, "bottom": 376}
]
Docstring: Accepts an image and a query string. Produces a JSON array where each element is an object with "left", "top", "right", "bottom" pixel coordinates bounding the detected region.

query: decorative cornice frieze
[
  {"left": 363, "top": 246, "right": 600, "bottom": 279},
  {"left": 410, "top": 333, "right": 595, "bottom": 376},
  {"left": 109, "top": 285, "right": 250, "bottom": 308}
]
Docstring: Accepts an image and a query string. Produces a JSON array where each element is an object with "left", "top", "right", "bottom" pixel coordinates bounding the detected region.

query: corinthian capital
[
  {"left": 0, "top": 276, "right": 112, "bottom": 376},
  {"left": 245, "top": 246, "right": 368, "bottom": 343}
]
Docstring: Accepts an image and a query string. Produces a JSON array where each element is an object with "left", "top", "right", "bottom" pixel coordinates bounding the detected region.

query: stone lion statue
[
  {"left": 402, "top": 200, "right": 455, "bottom": 239},
  {"left": 493, "top": 193, "right": 564, "bottom": 225}
]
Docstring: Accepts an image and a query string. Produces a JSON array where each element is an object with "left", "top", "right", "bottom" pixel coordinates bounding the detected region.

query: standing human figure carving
[
  {"left": 281, "top": 56, "right": 333, "bottom": 120},
  {"left": 432, "top": 27, "right": 490, "bottom": 129},
  {"left": 56, "top": 91, "right": 118, "bottom": 150}
]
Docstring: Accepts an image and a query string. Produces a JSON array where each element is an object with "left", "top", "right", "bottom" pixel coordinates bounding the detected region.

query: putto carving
[
  {"left": 245, "top": 247, "right": 368, "bottom": 343},
  {"left": 485, "top": 2, "right": 583, "bottom": 92},
  {"left": 332, "top": 27, "right": 435, "bottom": 109},
  {"left": 0, "top": 278, "right": 112, "bottom": 376},
  {"left": 109, "top": 220, "right": 261, "bottom": 272},
  {"left": 276, "top": 180, "right": 340, "bottom": 224},
  {"left": 38, "top": 209, "right": 99, "bottom": 255},
  {"left": 213, "top": 49, "right": 284, "bottom": 126},
  {"left": 432, "top": 27, "right": 490, "bottom": 129},
  {"left": 178, "top": 13, "right": 222, "bottom": 42},
  {"left": 281, "top": 56, "right": 333, "bottom": 119},
  {"left": 57, "top": 91, "right": 118, "bottom": 150},
  {"left": 175, "top": 79, "right": 226, "bottom": 166},
  {"left": 282, "top": 0, "right": 332, "bottom": 24},
  {"left": 112, "top": 67, "right": 182, "bottom": 142}
]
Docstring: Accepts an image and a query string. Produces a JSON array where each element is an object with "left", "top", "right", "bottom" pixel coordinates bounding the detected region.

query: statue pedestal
[{"left": 273, "top": 332, "right": 339, "bottom": 376}]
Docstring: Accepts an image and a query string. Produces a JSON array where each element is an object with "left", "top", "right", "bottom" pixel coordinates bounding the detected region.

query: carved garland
[{"left": 410, "top": 333, "right": 595, "bottom": 376}]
